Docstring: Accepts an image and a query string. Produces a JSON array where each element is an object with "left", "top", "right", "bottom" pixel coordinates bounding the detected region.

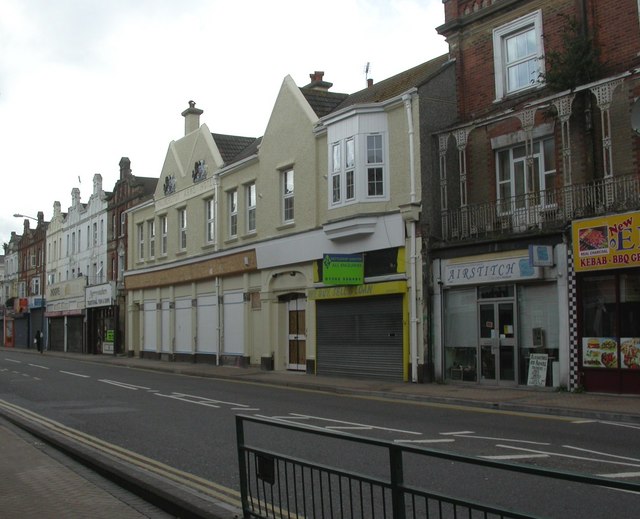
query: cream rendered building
[{"left": 125, "top": 59, "right": 448, "bottom": 381}]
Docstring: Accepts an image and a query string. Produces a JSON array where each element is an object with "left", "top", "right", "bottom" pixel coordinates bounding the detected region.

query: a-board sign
[{"left": 527, "top": 353, "right": 548, "bottom": 387}]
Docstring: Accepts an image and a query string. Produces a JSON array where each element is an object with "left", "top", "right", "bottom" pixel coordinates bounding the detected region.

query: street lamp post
[{"left": 13, "top": 213, "right": 38, "bottom": 221}]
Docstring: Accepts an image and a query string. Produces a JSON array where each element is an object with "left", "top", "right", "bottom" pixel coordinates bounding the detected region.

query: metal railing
[
  {"left": 236, "top": 415, "right": 639, "bottom": 519},
  {"left": 443, "top": 174, "right": 640, "bottom": 241}
]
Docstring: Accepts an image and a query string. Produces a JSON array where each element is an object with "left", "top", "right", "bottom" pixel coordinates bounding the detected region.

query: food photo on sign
[
  {"left": 620, "top": 338, "right": 640, "bottom": 369},
  {"left": 582, "top": 337, "right": 618, "bottom": 368}
]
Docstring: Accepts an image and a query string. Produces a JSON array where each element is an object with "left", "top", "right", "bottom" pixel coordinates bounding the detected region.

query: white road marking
[
  {"left": 59, "top": 370, "right": 90, "bottom": 378},
  {"left": 288, "top": 413, "right": 422, "bottom": 435},
  {"left": 326, "top": 426, "right": 372, "bottom": 431},
  {"left": 155, "top": 393, "right": 221, "bottom": 408},
  {"left": 481, "top": 454, "right": 549, "bottom": 460},
  {"left": 440, "top": 430, "right": 474, "bottom": 435},
  {"left": 496, "top": 444, "right": 640, "bottom": 468},
  {"left": 395, "top": 439, "right": 455, "bottom": 444},
  {"left": 597, "top": 471, "right": 640, "bottom": 479},
  {"left": 172, "top": 392, "right": 249, "bottom": 408},
  {"left": 598, "top": 421, "right": 640, "bottom": 431},
  {"left": 572, "top": 419, "right": 597, "bottom": 424},
  {"left": 5, "top": 358, "right": 21, "bottom": 364},
  {"left": 445, "top": 433, "right": 550, "bottom": 445},
  {"left": 232, "top": 408, "right": 260, "bottom": 411},
  {"left": 28, "top": 364, "right": 49, "bottom": 370},
  {"left": 99, "top": 379, "right": 151, "bottom": 390},
  {"left": 563, "top": 445, "right": 640, "bottom": 463}
]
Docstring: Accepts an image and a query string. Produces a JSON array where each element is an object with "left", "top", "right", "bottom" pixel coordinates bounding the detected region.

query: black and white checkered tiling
[{"left": 568, "top": 249, "right": 579, "bottom": 390}]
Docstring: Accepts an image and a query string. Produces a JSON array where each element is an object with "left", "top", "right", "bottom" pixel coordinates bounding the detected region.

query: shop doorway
[
  {"left": 287, "top": 298, "right": 306, "bottom": 371},
  {"left": 479, "top": 301, "right": 517, "bottom": 383}
]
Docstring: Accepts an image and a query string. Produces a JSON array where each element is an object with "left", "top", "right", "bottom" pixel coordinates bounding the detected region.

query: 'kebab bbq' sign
[{"left": 572, "top": 211, "right": 640, "bottom": 272}]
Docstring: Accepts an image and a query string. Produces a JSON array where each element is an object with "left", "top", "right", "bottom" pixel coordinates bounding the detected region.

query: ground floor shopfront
[
  {"left": 572, "top": 212, "right": 640, "bottom": 394},
  {"left": 431, "top": 245, "right": 570, "bottom": 388}
]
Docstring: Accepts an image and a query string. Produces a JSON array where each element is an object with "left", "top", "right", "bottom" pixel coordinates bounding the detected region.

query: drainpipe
[
  {"left": 403, "top": 93, "right": 419, "bottom": 383},
  {"left": 216, "top": 276, "right": 222, "bottom": 366}
]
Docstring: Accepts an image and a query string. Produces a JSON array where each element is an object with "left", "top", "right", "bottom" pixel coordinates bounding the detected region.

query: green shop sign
[{"left": 323, "top": 253, "right": 364, "bottom": 285}]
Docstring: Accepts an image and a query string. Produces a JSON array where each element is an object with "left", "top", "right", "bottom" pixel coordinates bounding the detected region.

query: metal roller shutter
[
  {"left": 67, "top": 316, "right": 84, "bottom": 353},
  {"left": 317, "top": 295, "right": 404, "bottom": 380},
  {"left": 49, "top": 318, "right": 65, "bottom": 351}
]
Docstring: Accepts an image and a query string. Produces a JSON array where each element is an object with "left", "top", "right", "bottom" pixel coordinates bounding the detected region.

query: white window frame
[
  {"left": 246, "top": 183, "right": 256, "bottom": 234},
  {"left": 496, "top": 136, "right": 556, "bottom": 212},
  {"left": 205, "top": 198, "right": 215, "bottom": 244},
  {"left": 148, "top": 220, "right": 155, "bottom": 259},
  {"left": 178, "top": 208, "right": 187, "bottom": 250},
  {"left": 328, "top": 130, "right": 388, "bottom": 208},
  {"left": 228, "top": 189, "right": 238, "bottom": 238},
  {"left": 137, "top": 223, "right": 144, "bottom": 260},
  {"left": 160, "top": 215, "right": 168, "bottom": 255},
  {"left": 31, "top": 277, "right": 40, "bottom": 295},
  {"left": 282, "top": 169, "right": 294, "bottom": 223},
  {"left": 493, "top": 10, "right": 545, "bottom": 100},
  {"left": 366, "top": 133, "right": 385, "bottom": 198}
]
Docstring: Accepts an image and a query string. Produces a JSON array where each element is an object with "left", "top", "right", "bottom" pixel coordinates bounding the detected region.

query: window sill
[
  {"left": 175, "top": 250, "right": 187, "bottom": 257},
  {"left": 241, "top": 231, "right": 257, "bottom": 240},
  {"left": 224, "top": 237, "right": 239, "bottom": 246},
  {"left": 277, "top": 222, "right": 295, "bottom": 231}
]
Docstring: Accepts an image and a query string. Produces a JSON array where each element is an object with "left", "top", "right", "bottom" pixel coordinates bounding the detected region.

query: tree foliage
[{"left": 542, "top": 15, "right": 602, "bottom": 91}]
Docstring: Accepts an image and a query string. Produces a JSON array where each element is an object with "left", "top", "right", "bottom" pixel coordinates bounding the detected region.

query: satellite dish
[{"left": 631, "top": 98, "right": 640, "bottom": 135}]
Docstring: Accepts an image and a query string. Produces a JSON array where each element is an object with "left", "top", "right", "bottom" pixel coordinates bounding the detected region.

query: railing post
[
  {"left": 236, "top": 415, "right": 251, "bottom": 518},
  {"left": 389, "top": 445, "right": 405, "bottom": 519}
]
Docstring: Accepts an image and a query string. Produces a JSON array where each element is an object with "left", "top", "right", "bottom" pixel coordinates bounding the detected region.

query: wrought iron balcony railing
[{"left": 442, "top": 174, "right": 640, "bottom": 242}]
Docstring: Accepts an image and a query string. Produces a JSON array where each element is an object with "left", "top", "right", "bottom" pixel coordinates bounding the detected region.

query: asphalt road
[{"left": 1, "top": 351, "right": 639, "bottom": 518}]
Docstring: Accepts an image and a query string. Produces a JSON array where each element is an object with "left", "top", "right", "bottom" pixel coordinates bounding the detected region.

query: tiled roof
[
  {"left": 300, "top": 89, "right": 349, "bottom": 118},
  {"left": 212, "top": 133, "right": 261, "bottom": 165},
  {"left": 336, "top": 53, "right": 451, "bottom": 111}
]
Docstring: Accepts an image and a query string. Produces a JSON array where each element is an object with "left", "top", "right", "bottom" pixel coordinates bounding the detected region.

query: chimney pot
[
  {"left": 181, "top": 100, "right": 204, "bottom": 135},
  {"left": 367, "top": 78, "right": 374, "bottom": 88}
]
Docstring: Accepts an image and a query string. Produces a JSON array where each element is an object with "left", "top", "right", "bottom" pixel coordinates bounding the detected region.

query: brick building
[{"left": 426, "top": 0, "right": 640, "bottom": 392}]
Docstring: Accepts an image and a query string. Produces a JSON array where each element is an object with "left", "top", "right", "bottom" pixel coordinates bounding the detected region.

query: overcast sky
[{"left": 0, "top": 0, "right": 448, "bottom": 248}]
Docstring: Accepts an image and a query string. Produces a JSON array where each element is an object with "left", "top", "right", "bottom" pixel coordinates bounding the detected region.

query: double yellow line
[{"left": 0, "top": 399, "right": 242, "bottom": 511}]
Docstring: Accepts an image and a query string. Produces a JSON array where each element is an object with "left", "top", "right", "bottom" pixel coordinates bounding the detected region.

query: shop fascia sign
[
  {"left": 443, "top": 256, "right": 541, "bottom": 287},
  {"left": 573, "top": 210, "right": 640, "bottom": 272},
  {"left": 86, "top": 283, "right": 114, "bottom": 308},
  {"left": 323, "top": 253, "right": 364, "bottom": 285}
]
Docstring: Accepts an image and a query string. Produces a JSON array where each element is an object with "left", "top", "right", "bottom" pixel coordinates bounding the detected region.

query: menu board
[
  {"left": 527, "top": 354, "right": 548, "bottom": 387},
  {"left": 582, "top": 338, "right": 618, "bottom": 368},
  {"left": 620, "top": 338, "right": 640, "bottom": 369}
]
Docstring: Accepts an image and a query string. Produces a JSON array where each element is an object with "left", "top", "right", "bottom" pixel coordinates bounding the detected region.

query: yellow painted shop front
[{"left": 573, "top": 211, "right": 640, "bottom": 393}]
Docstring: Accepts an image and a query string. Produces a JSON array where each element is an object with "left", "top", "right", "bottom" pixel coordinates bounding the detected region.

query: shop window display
[
  {"left": 444, "top": 288, "right": 477, "bottom": 381},
  {"left": 581, "top": 272, "right": 640, "bottom": 371},
  {"left": 517, "top": 283, "right": 559, "bottom": 385}
]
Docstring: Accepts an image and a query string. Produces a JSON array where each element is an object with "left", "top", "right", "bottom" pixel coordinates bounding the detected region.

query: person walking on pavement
[{"left": 35, "top": 330, "right": 43, "bottom": 354}]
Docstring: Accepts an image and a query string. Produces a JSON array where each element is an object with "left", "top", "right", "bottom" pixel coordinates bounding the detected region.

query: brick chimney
[
  {"left": 367, "top": 78, "right": 374, "bottom": 88},
  {"left": 181, "top": 100, "right": 203, "bottom": 135},
  {"left": 119, "top": 157, "right": 131, "bottom": 180},
  {"left": 304, "top": 71, "right": 333, "bottom": 91}
]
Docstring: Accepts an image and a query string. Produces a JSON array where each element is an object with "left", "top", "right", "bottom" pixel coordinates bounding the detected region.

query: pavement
[{"left": 1, "top": 347, "right": 639, "bottom": 518}]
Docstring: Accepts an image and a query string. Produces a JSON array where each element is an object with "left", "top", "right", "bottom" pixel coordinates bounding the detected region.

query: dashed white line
[
  {"left": 563, "top": 445, "right": 640, "bottom": 463},
  {"left": 288, "top": 413, "right": 422, "bottom": 435},
  {"left": 28, "top": 364, "right": 49, "bottom": 370},
  {"left": 446, "top": 433, "right": 550, "bottom": 445},
  {"left": 481, "top": 454, "right": 549, "bottom": 460},
  {"left": 496, "top": 444, "right": 640, "bottom": 468},
  {"left": 597, "top": 471, "right": 640, "bottom": 479},
  {"left": 395, "top": 439, "right": 455, "bottom": 444},
  {"left": 5, "top": 359, "right": 21, "bottom": 364},
  {"left": 440, "top": 430, "right": 475, "bottom": 435},
  {"left": 59, "top": 370, "right": 90, "bottom": 378},
  {"left": 99, "top": 379, "right": 151, "bottom": 390}
]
